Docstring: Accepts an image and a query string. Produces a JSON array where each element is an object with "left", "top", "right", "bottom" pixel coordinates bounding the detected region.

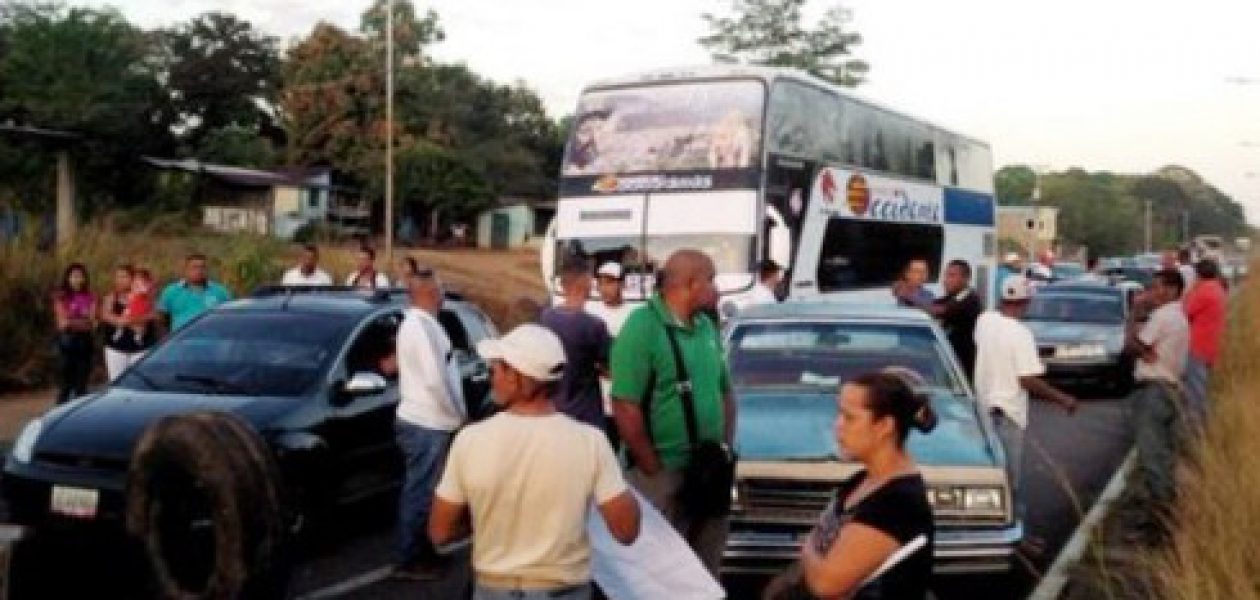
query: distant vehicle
[
  {"left": 1023, "top": 283, "right": 1134, "bottom": 394},
  {"left": 542, "top": 65, "right": 998, "bottom": 312},
  {"left": 2, "top": 287, "right": 498, "bottom": 597},
  {"left": 1134, "top": 253, "right": 1162, "bottom": 270},
  {"left": 1051, "top": 261, "right": 1086, "bottom": 281},
  {"left": 722, "top": 303, "right": 1019, "bottom": 577},
  {"left": 1104, "top": 265, "right": 1154, "bottom": 288}
]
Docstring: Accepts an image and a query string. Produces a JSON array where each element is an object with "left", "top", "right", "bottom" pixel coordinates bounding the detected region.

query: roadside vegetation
[
  {"left": 1143, "top": 259, "right": 1260, "bottom": 598},
  {"left": 0, "top": 221, "right": 544, "bottom": 391}
]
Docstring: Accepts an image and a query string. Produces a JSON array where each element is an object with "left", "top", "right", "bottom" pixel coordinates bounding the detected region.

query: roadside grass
[
  {"left": 1143, "top": 263, "right": 1260, "bottom": 598},
  {"left": 1, "top": 222, "right": 545, "bottom": 390}
]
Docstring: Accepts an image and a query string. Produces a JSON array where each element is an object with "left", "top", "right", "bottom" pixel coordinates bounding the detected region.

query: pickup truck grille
[{"left": 739, "top": 479, "right": 834, "bottom": 524}]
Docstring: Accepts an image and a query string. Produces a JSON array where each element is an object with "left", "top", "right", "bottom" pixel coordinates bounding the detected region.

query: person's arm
[
  {"left": 52, "top": 295, "right": 71, "bottom": 332},
  {"left": 720, "top": 357, "right": 737, "bottom": 445},
  {"left": 1020, "top": 376, "right": 1077, "bottom": 413},
  {"left": 801, "top": 523, "right": 900, "bottom": 599},
  {"left": 610, "top": 316, "right": 661, "bottom": 473},
  {"left": 613, "top": 401, "right": 663, "bottom": 475},
  {"left": 98, "top": 293, "right": 123, "bottom": 328},
  {"left": 428, "top": 496, "right": 470, "bottom": 547},
  {"left": 592, "top": 433, "right": 640, "bottom": 544},
  {"left": 597, "top": 491, "right": 641, "bottom": 545}
]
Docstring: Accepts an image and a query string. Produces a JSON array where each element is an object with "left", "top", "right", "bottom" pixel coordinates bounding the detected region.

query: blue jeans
[
  {"left": 473, "top": 584, "right": 591, "bottom": 600},
  {"left": 1129, "top": 381, "right": 1185, "bottom": 520},
  {"left": 990, "top": 409, "right": 1025, "bottom": 518},
  {"left": 395, "top": 420, "right": 452, "bottom": 565},
  {"left": 1182, "top": 357, "right": 1210, "bottom": 432}
]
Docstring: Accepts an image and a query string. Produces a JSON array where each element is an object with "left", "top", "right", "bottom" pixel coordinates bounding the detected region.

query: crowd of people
[{"left": 47, "top": 239, "right": 1231, "bottom": 598}]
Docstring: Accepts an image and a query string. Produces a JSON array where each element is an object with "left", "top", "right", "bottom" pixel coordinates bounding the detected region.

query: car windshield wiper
[{"left": 173, "top": 374, "right": 249, "bottom": 395}]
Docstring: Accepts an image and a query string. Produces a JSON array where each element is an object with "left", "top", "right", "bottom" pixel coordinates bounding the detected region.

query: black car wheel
[{"left": 126, "top": 412, "right": 291, "bottom": 599}]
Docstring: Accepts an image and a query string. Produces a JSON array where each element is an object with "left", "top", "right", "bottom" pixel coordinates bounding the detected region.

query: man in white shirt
[
  {"left": 587, "top": 262, "right": 634, "bottom": 337},
  {"left": 346, "top": 246, "right": 391, "bottom": 289},
  {"left": 281, "top": 244, "right": 333, "bottom": 286},
  {"left": 973, "top": 275, "right": 1078, "bottom": 506},
  {"left": 430, "top": 324, "right": 640, "bottom": 599},
  {"left": 1124, "top": 269, "right": 1190, "bottom": 544},
  {"left": 723, "top": 259, "right": 782, "bottom": 319},
  {"left": 393, "top": 271, "right": 466, "bottom": 579}
]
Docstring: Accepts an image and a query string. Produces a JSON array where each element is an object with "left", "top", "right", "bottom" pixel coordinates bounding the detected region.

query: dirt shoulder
[{"left": 0, "top": 388, "right": 53, "bottom": 445}]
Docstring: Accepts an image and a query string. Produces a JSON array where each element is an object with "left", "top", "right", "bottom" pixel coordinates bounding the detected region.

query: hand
[
  {"left": 1061, "top": 394, "right": 1079, "bottom": 414},
  {"left": 636, "top": 454, "right": 664, "bottom": 477}
]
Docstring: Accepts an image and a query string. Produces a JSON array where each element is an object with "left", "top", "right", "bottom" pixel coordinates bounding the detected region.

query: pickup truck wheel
[{"left": 125, "top": 412, "right": 291, "bottom": 599}]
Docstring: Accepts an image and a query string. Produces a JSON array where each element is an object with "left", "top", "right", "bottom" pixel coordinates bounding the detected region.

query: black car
[
  {"left": 1, "top": 287, "right": 497, "bottom": 597},
  {"left": 1023, "top": 282, "right": 1135, "bottom": 394}
]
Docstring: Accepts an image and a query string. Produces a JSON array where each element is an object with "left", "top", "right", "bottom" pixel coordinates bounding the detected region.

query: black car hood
[{"left": 34, "top": 387, "right": 301, "bottom": 464}]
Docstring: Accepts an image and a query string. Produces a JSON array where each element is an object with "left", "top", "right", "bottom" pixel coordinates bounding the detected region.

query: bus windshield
[{"left": 563, "top": 79, "right": 765, "bottom": 175}]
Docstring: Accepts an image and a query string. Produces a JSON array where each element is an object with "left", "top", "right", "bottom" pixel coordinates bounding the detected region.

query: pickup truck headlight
[
  {"left": 963, "top": 487, "right": 1004, "bottom": 512},
  {"left": 928, "top": 485, "right": 1005, "bottom": 513},
  {"left": 1055, "top": 343, "right": 1107, "bottom": 359},
  {"left": 10, "top": 418, "right": 43, "bottom": 464}
]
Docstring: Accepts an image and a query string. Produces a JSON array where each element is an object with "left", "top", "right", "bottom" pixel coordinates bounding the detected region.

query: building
[
  {"left": 475, "top": 198, "right": 555, "bottom": 249},
  {"left": 996, "top": 205, "right": 1059, "bottom": 258},
  {"left": 142, "top": 158, "right": 368, "bottom": 239}
]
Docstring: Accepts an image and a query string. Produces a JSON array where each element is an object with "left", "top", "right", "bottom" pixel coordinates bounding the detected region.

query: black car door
[
  {"left": 320, "top": 309, "right": 404, "bottom": 504},
  {"left": 436, "top": 306, "right": 493, "bottom": 419}
]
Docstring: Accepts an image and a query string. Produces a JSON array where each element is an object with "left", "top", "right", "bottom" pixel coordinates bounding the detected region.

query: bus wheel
[{"left": 125, "top": 412, "right": 291, "bottom": 599}]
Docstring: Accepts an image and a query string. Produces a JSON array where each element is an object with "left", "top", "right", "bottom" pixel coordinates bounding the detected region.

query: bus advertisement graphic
[{"left": 812, "top": 167, "right": 942, "bottom": 224}]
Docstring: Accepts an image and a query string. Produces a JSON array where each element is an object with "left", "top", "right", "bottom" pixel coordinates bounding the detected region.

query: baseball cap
[
  {"left": 1001, "top": 275, "right": 1032, "bottom": 302},
  {"left": 1003, "top": 252, "right": 1022, "bottom": 264},
  {"left": 596, "top": 262, "right": 623, "bottom": 280},
  {"left": 476, "top": 324, "right": 567, "bottom": 382}
]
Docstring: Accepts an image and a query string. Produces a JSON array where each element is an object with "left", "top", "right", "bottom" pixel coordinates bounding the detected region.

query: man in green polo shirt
[
  {"left": 157, "top": 254, "right": 233, "bottom": 331},
  {"left": 611, "top": 249, "right": 736, "bottom": 576}
]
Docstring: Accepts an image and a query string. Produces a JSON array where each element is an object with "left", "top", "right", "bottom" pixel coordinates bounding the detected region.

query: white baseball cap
[
  {"left": 597, "top": 262, "right": 624, "bottom": 280},
  {"left": 1001, "top": 275, "right": 1032, "bottom": 302},
  {"left": 476, "top": 324, "right": 567, "bottom": 382},
  {"left": 1003, "top": 252, "right": 1022, "bottom": 264}
]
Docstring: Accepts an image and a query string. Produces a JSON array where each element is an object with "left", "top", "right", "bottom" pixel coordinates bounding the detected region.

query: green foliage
[
  {"left": 194, "top": 124, "right": 277, "bottom": 168},
  {"left": 700, "top": 0, "right": 868, "bottom": 87},
  {"left": 393, "top": 143, "right": 494, "bottom": 222},
  {"left": 360, "top": 0, "right": 444, "bottom": 60},
  {"left": 1010, "top": 164, "right": 1252, "bottom": 257},
  {"left": 155, "top": 12, "right": 282, "bottom": 145},
  {"left": 995, "top": 164, "right": 1036, "bottom": 205}
]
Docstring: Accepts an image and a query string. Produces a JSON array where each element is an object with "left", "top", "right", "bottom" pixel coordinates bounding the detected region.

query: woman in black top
[
  {"left": 797, "top": 370, "right": 937, "bottom": 599},
  {"left": 99, "top": 264, "right": 157, "bottom": 381}
]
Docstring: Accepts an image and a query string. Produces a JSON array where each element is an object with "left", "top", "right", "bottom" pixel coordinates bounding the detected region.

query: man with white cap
[
  {"left": 429, "top": 324, "right": 641, "bottom": 600},
  {"left": 973, "top": 275, "right": 1078, "bottom": 507},
  {"left": 587, "top": 262, "right": 634, "bottom": 337},
  {"left": 995, "top": 252, "right": 1024, "bottom": 301}
]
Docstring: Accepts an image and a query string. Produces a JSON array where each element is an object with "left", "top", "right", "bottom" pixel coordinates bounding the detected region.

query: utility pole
[
  {"left": 384, "top": 0, "right": 395, "bottom": 264},
  {"left": 1144, "top": 199, "right": 1153, "bottom": 253}
]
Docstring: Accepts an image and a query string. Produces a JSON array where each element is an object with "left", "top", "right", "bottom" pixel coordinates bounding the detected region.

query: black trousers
[{"left": 56, "top": 333, "right": 93, "bottom": 404}]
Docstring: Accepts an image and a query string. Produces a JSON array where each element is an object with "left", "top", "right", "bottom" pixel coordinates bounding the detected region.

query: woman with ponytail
[{"left": 766, "top": 369, "right": 937, "bottom": 600}]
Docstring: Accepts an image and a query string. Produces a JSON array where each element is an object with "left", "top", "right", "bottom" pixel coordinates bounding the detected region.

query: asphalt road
[{"left": 2, "top": 395, "right": 1132, "bottom": 599}]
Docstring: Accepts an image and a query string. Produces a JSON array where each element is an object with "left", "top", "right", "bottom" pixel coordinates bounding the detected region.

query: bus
[{"left": 542, "top": 65, "right": 997, "bottom": 311}]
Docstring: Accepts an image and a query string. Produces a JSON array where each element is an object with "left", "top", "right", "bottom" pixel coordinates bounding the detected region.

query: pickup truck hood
[
  {"left": 734, "top": 389, "right": 996, "bottom": 468},
  {"left": 33, "top": 387, "right": 299, "bottom": 465}
]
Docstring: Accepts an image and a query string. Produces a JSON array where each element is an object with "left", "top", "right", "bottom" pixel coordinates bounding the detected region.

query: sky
[{"left": 80, "top": 0, "right": 1260, "bottom": 224}]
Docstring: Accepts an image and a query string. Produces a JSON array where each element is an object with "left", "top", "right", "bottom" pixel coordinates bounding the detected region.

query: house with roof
[{"left": 142, "top": 158, "right": 370, "bottom": 239}]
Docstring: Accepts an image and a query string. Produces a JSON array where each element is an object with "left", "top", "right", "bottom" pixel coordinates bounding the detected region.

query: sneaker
[{"left": 390, "top": 560, "right": 447, "bottom": 582}]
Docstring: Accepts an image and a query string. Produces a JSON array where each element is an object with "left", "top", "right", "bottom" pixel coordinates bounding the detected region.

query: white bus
[{"left": 542, "top": 65, "right": 997, "bottom": 309}]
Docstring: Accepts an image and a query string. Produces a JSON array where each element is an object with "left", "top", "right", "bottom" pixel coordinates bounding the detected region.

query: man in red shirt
[{"left": 1182, "top": 259, "right": 1227, "bottom": 430}]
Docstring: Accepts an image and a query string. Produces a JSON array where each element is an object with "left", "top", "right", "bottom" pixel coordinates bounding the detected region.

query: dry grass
[{"left": 1144, "top": 262, "right": 1260, "bottom": 599}]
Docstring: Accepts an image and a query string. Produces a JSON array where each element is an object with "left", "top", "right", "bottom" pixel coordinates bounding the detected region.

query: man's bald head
[
  {"left": 407, "top": 271, "right": 444, "bottom": 314},
  {"left": 660, "top": 249, "right": 717, "bottom": 317}
]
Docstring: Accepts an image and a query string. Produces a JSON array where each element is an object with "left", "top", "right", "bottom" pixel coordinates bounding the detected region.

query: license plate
[{"left": 50, "top": 485, "right": 98, "bottom": 519}]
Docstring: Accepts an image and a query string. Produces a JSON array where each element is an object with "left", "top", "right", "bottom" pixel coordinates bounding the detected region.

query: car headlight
[
  {"left": 928, "top": 485, "right": 1005, "bottom": 513},
  {"left": 10, "top": 418, "right": 43, "bottom": 464},
  {"left": 963, "top": 487, "right": 1005, "bottom": 512},
  {"left": 1056, "top": 343, "right": 1107, "bottom": 359}
]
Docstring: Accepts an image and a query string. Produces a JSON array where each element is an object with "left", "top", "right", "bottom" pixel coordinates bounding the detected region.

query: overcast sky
[{"left": 81, "top": 0, "right": 1260, "bottom": 223}]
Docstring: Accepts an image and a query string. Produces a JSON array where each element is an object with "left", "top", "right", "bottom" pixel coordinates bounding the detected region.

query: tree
[
  {"left": 700, "top": 0, "right": 868, "bottom": 87},
  {"left": 0, "top": 3, "right": 174, "bottom": 214},
  {"left": 194, "top": 124, "right": 277, "bottom": 168},
  {"left": 156, "top": 12, "right": 282, "bottom": 146},
  {"left": 393, "top": 143, "right": 493, "bottom": 237},
  {"left": 360, "top": 0, "right": 444, "bottom": 61},
  {"left": 994, "top": 164, "right": 1036, "bottom": 205}
]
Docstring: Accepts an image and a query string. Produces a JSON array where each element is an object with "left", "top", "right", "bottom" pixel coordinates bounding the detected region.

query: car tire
[{"left": 125, "top": 411, "right": 291, "bottom": 599}]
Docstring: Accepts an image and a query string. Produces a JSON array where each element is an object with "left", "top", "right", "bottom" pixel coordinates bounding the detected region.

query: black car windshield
[
  {"left": 727, "top": 321, "right": 966, "bottom": 396},
  {"left": 119, "top": 311, "right": 351, "bottom": 396},
  {"left": 1025, "top": 293, "right": 1124, "bottom": 324}
]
